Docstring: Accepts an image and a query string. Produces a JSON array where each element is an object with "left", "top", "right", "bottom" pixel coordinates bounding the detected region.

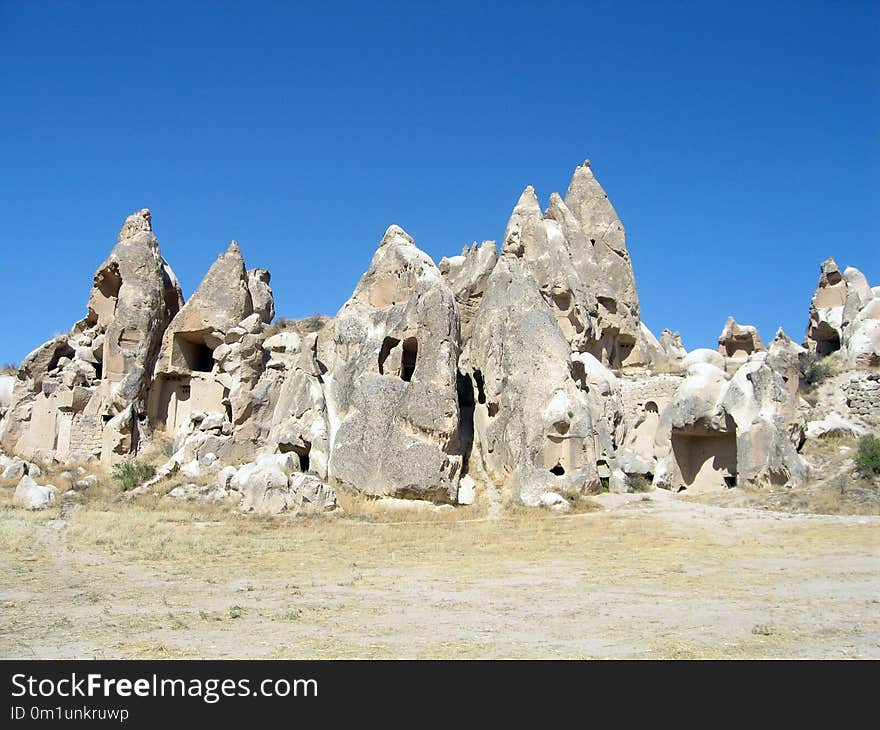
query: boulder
[
  {"left": 13, "top": 475, "right": 56, "bottom": 510},
  {"left": 805, "top": 412, "right": 865, "bottom": 440},
  {"left": 166, "top": 482, "right": 236, "bottom": 504},
  {"left": 233, "top": 454, "right": 336, "bottom": 515},
  {"left": 2, "top": 457, "right": 29, "bottom": 481},
  {"left": 74, "top": 474, "right": 100, "bottom": 490},
  {"left": 539, "top": 491, "right": 571, "bottom": 511},
  {"left": 682, "top": 348, "right": 726, "bottom": 371}
]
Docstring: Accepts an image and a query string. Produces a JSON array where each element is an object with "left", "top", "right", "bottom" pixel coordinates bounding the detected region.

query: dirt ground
[{"left": 1, "top": 484, "right": 877, "bottom": 659}]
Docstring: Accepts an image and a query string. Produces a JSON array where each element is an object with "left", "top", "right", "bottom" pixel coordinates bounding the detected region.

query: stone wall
[
  {"left": 842, "top": 372, "right": 880, "bottom": 420},
  {"left": 619, "top": 374, "right": 684, "bottom": 426},
  {"left": 67, "top": 414, "right": 104, "bottom": 461}
]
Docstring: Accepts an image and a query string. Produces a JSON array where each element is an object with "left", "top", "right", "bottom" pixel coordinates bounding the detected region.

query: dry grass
[
  {"left": 136, "top": 433, "right": 177, "bottom": 466},
  {"left": 335, "top": 488, "right": 485, "bottom": 523},
  {"left": 264, "top": 314, "right": 330, "bottom": 337},
  {"left": 1, "top": 492, "right": 877, "bottom": 659},
  {"left": 1, "top": 451, "right": 878, "bottom": 659},
  {"left": 683, "top": 433, "right": 880, "bottom": 516}
]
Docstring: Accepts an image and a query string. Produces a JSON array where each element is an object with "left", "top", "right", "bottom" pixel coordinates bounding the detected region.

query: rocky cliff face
[
  {"left": 324, "top": 225, "right": 463, "bottom": 501},
  {"left": 1, "top": 209, "right": 182, "bottom": 464},
  {"left": 1, "top": 161, "right": 875, "bottom": 513}
]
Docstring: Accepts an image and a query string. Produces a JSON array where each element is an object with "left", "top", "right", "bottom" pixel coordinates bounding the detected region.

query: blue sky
[{"left": 0, "top": 0, "right": 877, "bottom": 364}]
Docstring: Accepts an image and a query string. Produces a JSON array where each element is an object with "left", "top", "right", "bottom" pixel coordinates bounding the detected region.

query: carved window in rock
[
  {"left": 174, "top": 333, "right": 215, "bottom": 373},
  {"left": 279, "top": 440, "right": 311, "bottom": 472},
  {"left": 401, "top": 338, "right": 418, "bottom": 382},
  {"left": 473, "top": 369, "right": 487, "bottom": 404},
  {"left": 92, "top": 263, "right": 122, "bottom": 325},
  {"left": 378, "top": 336, "right": 418, "bottom": 382},
  {"left": 118, "top": 328, "right": 143, "bottom": 350},
  {"left": 378, "top": 337, "right": 400, "bottom": 375}
]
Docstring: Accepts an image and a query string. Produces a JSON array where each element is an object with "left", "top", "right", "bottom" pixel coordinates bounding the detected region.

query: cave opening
[
  {"left": 401, "top": 338, "right": 418, "bottom": 382},
  {"left": 378, "top": 336, "right": 400, "bottom": 375},
  {"left": 174, "top": 334, "right": 215, "bottom": 373},
  {"left": 473, "top": 369, "right": 487, "bottom": 404}
]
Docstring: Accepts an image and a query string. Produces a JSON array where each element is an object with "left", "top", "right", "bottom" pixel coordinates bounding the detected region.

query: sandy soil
[{"left": 1, "top": 489, "right": 877, "bottom": 659}]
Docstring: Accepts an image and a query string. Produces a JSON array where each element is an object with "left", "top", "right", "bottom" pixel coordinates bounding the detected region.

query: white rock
[
  {"left": 456, "top": 475, "right": 476, "bottom": 505},
  {"left": 682, "top": 348, "right": 726, "bottom": 372},
  {"left": 805, "top": 412, "right": 865, "bottom": 439},
  {"left": 539, "top": 492, "right": 571, "bottom": 511},
  {"left": 2, "top": 458, "right": 27, "bottom": 480},
  {"left": 74, "top": 475, "right": 99, "bottom": 490},
  {"left": 217, "top": 465, "right": 237, "bottom": 490},
  {"left": 13, "top": 475, "right": 56, "bottom": 510}
]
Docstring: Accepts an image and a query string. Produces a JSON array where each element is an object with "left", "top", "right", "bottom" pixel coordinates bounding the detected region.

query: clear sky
[{"left": 0, "top": 0, "right": 877, "bottom": 365}]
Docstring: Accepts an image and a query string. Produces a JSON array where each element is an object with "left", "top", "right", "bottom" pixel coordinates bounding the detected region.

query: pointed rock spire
[
  {"left": 564, "top": 160, "right": 627, "bottom": 256},
  {"left": 117, "top": 208, "right": 152, "bottom": 242},
  {"left": 153, "top": 241, "right": 254, "bottom": 374},
  {"left": 348, "top": 224, "right": 441, "bottom": 309}
]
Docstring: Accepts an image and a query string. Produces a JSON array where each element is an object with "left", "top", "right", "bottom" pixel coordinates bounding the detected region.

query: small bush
[
  {"left": 800, "top": 354, "right": 833, "bottom": 389},
  {"left": 265, "top": 313, "right": 327, "bottom": 336},
  {"left": 112, "top": 461, "right": 156, "bottom": 491},
  {"left": 626, "top": 474, "right": 652, "bottom": 493},
  {"left": 855, "top": 435, "right": 880, "bottom": 478},
  {"left": 299, "top": 313, "right": 328, "bottom": 333},
  {"left": 271, "top": 316, "right": 294, "bottom": 331}
]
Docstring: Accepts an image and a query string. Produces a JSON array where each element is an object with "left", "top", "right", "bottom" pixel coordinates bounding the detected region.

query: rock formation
[
  {"left": 804, "top": 257, "right": 879, "bottom": 366},
  {"left": 1, "top": 209, "right": 182, "bottom": 463},
  {"left": 492, "top": 161, "right": 651, "bottom": 370},
  {"left": 323, "top": 225, "right": 463, "bottom": 502},
  {"left": 462, "top": 255, "right": 599, "bottom": 505},
  {"left": 1, "top": 160, "right": 874, "bottom": 516},
  {"left": 718, "top": 317, "right": 765, "bottom": 360},
  {"left": 147, "top": 242, "right": 266, "bottom": 453},
  {"left": 439, "top": 240, "right": 498, "bottom": 342},
  {"left": 652, "top": 349, "right": 809, "bottom": 492}
]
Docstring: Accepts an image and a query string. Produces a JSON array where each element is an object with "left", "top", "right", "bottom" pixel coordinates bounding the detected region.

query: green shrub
[
  {"left": 855, "top": 435, "right": 880, "bottom": 478},
  {"left": 625, "top": 474, "right": 652, "bottom": 493},
  {"left": 112, "top": 461, "right": 156, "bottom": 491}
]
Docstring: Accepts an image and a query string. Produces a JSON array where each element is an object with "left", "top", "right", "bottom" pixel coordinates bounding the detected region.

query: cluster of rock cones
[{"left": 1, "top": 161, "right": 877, "bottom": 513}]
